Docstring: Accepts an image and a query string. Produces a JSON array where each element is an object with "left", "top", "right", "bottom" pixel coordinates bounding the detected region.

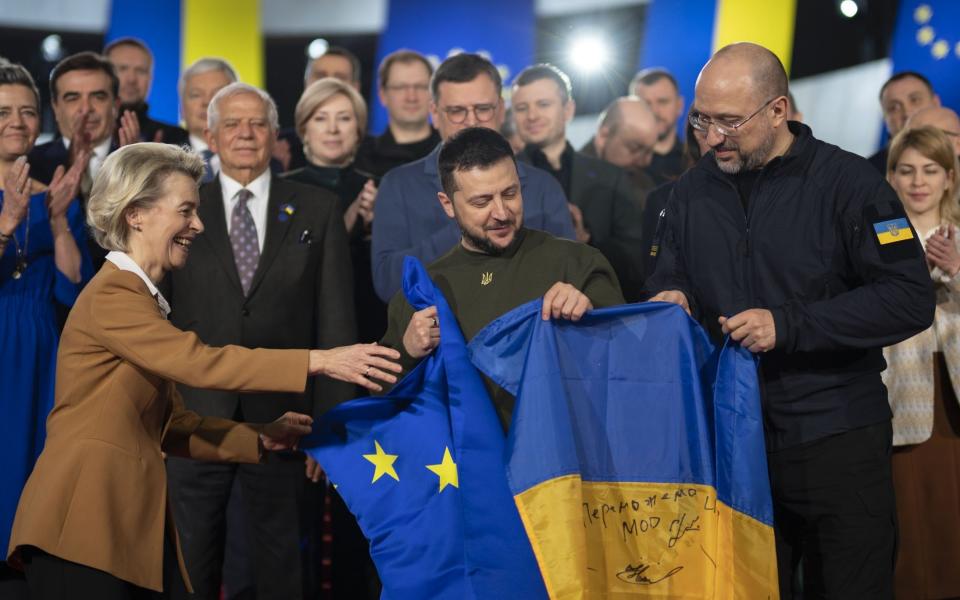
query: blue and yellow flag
[
  {"left": 303, "top": 257, "right": 546, "bottom": 599},
  {"left": 469, "top": 301, "right": 779, "bottom": 599}
]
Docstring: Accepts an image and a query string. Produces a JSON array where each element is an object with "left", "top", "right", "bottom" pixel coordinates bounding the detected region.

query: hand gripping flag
[
  {"left": 468, "top": 301, "right": 779, "bottom": 599},
  {"left": 302, "top": 257, "right": 546, "bottom": 599}
]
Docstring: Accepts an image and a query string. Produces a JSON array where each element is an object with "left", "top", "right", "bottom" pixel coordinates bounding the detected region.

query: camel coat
[{"left": 7, "top": 263, "right": 309, "bottom": 591}]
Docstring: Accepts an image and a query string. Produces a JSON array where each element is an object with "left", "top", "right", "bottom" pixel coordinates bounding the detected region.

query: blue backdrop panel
[
  {"left": 890, "top": 0, "right": 960, "bottom": 113},
  {"left": 636, "top": 0, "right": 717, "bottom": 136},
  {"left": 106, "top": 0, "right": 184, "bottom": 126},
  {"left": 369, "top": 0, "right": 536, "bottom": 136}
]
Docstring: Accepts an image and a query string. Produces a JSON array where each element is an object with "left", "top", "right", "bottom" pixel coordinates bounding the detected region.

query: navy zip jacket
[{"left": 646, "top": 122, "right": 935, "bottom": 450}]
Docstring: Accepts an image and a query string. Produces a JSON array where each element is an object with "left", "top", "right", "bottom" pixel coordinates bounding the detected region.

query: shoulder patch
[{"left": 863, "top": 201, "right": 921, "bottom": 263}]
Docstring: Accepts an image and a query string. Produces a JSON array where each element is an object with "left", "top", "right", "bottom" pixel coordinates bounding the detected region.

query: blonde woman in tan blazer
[
  {"left": 883, "top": 126, "right": 960, "bottom": 600},
  {"left": 6, "top": 143, "right": 401, "bottom": 599}
]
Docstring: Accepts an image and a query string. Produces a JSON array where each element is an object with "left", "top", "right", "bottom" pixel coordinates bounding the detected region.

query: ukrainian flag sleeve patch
[{"left": 873, "top": 217, "right": 915, "bottom": 245}]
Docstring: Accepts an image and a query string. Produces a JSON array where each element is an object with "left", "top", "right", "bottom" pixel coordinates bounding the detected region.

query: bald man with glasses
[
  {"left": 371, "top": 53, "right": 574, "bottom": 302},
  {"left": 646, "top": 42, "right": 934, "bottom": 599}
]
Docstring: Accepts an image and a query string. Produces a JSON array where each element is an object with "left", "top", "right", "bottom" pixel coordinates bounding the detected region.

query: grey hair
[
  {"left": 207, "top": 82, "right": 279, "bottom": 132},
  {"left": 87, "top": 143, "right": 204, "bottom": 252},
  {"left": 178, "top": 57, "right": 238, "bottom": 99}
]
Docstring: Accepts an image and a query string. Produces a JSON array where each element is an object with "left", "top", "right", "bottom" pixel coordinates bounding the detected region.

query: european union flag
[
  {"left": 303, "top": 257, "right": 545, "bottom": 599},
  {"left": 469, "top": 301, "right": 779, "bottom": 598},
  {"left": 891, "top": 1, "right": 960, "bottom": 112}
]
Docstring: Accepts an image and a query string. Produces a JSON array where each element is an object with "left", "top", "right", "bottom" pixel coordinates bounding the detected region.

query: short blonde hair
[
  {"left": 888, "top": 125, "right": 960, "bottom": 226},
  {"left": 87, "top": 143, "right": 204, "bottom": 251},
  {"left": 294, "top": 77, "right": 367, "bottom": 146}
]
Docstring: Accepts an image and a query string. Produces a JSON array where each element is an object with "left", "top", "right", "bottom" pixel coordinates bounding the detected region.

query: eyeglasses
[
  {"left": 440, "top": 103, "right": 498, "bottom": 124},
  {"left": 384, "top": 83, "right": 429, "bottom": 94},
  {"left": 689, "top": 97, "right": 776, "bottom": 137}
]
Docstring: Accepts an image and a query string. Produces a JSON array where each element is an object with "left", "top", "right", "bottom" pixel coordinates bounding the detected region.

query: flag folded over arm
[{"left": 468, "top": 301, "right": 779, "bottom": 599}]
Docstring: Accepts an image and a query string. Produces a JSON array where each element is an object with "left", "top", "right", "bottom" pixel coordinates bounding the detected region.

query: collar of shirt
[
  {"left": 219, "top": 169, "right": 271, "bottom": 252},
  {"left": 63, "top": 136, "right": 112, "bottom": 179},
  {"left": 105, "top": 250, "right": 171, "bottom": 318},
  {"left": 189, "top": 134, "right": 208, "bottom": 153}
]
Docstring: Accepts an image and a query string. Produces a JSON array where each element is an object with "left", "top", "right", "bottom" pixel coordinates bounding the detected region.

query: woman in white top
[{"left": 884, "top": 125, "right": 960, "bottom": 600}]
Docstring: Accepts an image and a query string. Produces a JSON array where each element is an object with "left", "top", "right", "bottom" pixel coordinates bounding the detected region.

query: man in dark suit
[
  {"left": 28, "top": 51, "right": 140, "bottom": 270},
  {"left": 512, "top": 64, "right": 645, "bottom": 300},
  {"left": 164, "top": 82, "right": 356, "bottom": 600},
  {"left": 104, "top": 37, "right": 189, "bottom": 145}
]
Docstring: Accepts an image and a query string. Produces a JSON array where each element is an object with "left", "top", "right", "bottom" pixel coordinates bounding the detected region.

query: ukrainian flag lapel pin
[{"left": 279, "top": 203, "right": 296, "bottom": 223}]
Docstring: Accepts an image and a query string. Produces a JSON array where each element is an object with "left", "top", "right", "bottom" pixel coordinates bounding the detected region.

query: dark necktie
[
  {"left": 201, "top": 149, "right": 215, "bottom": 183},
  {"left": 230, "top": 189, "right": 260, "bottom": 295}
]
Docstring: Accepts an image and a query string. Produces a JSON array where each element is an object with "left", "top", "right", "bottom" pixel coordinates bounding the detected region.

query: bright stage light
[
  {"left": 839, "top": 0, "right": 859, "bottom": 18},
  {"left": 569, "top": 35, "right": 609, "bottom": 73},
  {"left": 42, "top": 34, "right": 63, "bottom": 62},
  {"left": 307, "top": 38, "right": 329, "bottom": 59}
]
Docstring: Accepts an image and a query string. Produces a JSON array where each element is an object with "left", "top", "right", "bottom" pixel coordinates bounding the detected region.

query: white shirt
[
  {"left": 105, "top": 251, "right": 171, "bottom": 318},
  {"left": 219, "top": 169, "right": 270, "bottom": 253},
  {"left": 62, "top": 136, "right": 112, "bottom": 180},
  {"left": 189, "top": 134, "right": 220, "bottom": 175}
]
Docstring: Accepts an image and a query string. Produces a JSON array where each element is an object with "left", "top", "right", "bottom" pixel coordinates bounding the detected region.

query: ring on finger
[{"left": 364, "top": 366, "right": 371, "bottom": 377}]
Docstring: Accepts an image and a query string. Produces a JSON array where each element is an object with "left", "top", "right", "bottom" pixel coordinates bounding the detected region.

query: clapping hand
[
  {"left": 259, "top": 411, "right": 313, "bottom": 451},
  {"left": 46, "top": 150, "right": 87, "bottom": 221},
  {"left": 927, "top": 226, "right": 960, "bottom": 277},
  {"left": 1, "top": 156, "right": 31, "bottom": 233},
  {"left": 117, "top": 110, "right": 141, "bottom": 147},
  {"left": 356, "top": 179, "right": 377, "bottom": 226}
]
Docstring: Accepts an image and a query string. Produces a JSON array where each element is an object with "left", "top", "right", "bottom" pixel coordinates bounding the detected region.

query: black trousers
[
  {"left": 768, "top": 421, "right": 897, "bottom": 600},
  {"left": 20, "top": 536, "right": 186, "bottom": 599},
  {"left": 166, "top": 453, "right": 305, "bottom": 600}
]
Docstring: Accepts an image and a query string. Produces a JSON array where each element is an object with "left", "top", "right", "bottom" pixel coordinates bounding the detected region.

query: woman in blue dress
[{"left": 0, "top": 62, "right": 91, "bottom": 597}]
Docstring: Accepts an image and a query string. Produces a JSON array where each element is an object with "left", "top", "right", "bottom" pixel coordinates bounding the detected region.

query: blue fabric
[
  {"left": 0, "top": 192, "right": 91, "bottom": 555},
  {"left": 468, "top": 300, "right": 774, "bottom": 527},
  {"left": 303, "top": 257, "right": 546, "bottom": 599},
  {"left": 370, "top": 144, "right": 576, "bottom": 302}
]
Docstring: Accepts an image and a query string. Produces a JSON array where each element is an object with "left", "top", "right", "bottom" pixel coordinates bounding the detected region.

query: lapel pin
[{"left": 279, "top": 203, "right": 296, "bottom": 222}]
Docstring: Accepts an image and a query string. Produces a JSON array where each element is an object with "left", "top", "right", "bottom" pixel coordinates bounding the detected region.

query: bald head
[
  {"left": 908, "top": 106, "right": 960, "bottom": 155},
  {"left": 699, "top": 43, "right": 788, "bottom": 104},
  {"left": 594, "top": 96, "right": 658, "bottom": 170}
]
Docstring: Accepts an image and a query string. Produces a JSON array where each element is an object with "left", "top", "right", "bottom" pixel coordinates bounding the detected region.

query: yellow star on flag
[
  {"left": 426, "top": 447, "right": 459, "bottom": 492},
  {"left": 363, "top": 440, "right": 399, "bottom": 483}
]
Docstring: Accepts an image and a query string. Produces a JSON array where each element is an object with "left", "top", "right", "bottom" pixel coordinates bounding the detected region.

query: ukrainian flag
[
  {"left": 874, "top": 217, "right": 916, "bottom": 245},
  {"left": 470, "top": 301, "right": 779, "bottom": 599},
  {"left": 107, "top": 0, "right": 263, "bottom": 125}
]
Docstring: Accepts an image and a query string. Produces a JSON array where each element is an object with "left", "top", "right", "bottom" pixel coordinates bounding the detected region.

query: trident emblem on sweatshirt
[{"left": 481, "top": 272, "right": 493, "bottom": 286}]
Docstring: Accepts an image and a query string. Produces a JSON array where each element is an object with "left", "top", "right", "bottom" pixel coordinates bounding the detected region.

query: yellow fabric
[
  {"left": 876, "top": 227, "right": 915, "bottom": 245},
  {"left": 515, "top": 476, "right": 778, "bottom": 599},
  {"left": 713, "top": 0, "right": 797, "bottom": 75},
  {"left": 182, "top": 0, "right": 263, "bottom": 87}
]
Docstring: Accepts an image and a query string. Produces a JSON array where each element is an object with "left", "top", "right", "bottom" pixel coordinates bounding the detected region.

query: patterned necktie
[{"left": 230, "top": 189, "right": 260, "bottom": 295}]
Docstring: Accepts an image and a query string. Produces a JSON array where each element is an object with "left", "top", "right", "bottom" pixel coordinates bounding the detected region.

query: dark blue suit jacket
[{"left": 371, "top": 144, "right": 575, "bottom": 302}]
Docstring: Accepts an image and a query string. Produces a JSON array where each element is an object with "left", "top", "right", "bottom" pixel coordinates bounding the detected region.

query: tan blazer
[
  {"left": 883, "top": 225, "right": 960, "bottom": 446},
  {"left": 7, "top": 263, "right": 309, "bottom": 592}
]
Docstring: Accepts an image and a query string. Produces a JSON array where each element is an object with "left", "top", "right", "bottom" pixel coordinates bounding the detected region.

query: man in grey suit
[
  {"left": 164, "top": 83, "right": 356, "bottom": 600},
  {"left": 512, "top": 64, "right": 646, "bottom": 300}
]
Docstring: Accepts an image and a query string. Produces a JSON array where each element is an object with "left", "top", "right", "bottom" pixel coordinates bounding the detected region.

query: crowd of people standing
[{"left": 0, "top": 31, "right": 958, "bottom": 600}]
